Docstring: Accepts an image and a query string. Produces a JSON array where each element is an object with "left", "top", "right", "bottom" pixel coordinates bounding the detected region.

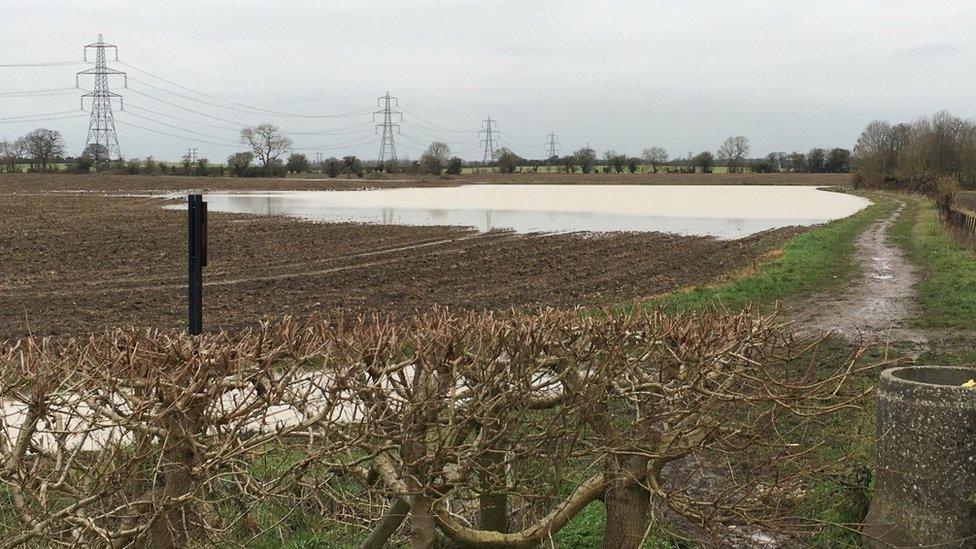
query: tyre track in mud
[{"left": 4, "top": 231, "right": 522, "bottom": 296}]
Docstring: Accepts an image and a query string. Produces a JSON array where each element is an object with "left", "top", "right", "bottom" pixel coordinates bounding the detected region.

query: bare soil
[{"left": 1, "top": 174, "right": 803, "bottom": 341}]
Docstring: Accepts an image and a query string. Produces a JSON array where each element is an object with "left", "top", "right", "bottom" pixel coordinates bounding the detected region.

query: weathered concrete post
[{"left": 864, "top": 366, "right": 976, "bottom": 548}]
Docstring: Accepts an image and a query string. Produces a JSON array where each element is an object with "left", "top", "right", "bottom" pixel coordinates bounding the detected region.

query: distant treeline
[
  {"left": 1, "top": 124, "right": 852, "bottom": 178},
  {"left": 853, "top": 111, "right": 976, "bottom": 190}
]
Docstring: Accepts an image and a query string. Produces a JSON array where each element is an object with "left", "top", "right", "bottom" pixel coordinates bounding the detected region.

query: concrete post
[{"left": 864, "top": 366, "right": 976, "bottom": 547}]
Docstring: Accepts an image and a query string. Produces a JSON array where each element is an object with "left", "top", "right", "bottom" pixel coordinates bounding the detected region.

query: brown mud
[{"left": 0, "top": 175, "right": 801, "bottom": 340}]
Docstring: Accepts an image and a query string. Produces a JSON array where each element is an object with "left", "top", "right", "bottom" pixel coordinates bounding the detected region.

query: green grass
[
  {"left": 646, "top": 192, "right": 897, "bottom": 312},
  {"left": 889, "top": 194, "right": 976, "bottom": 329},
  {"left": 789, "top": 342, "right": 883, "bottom": 547}
]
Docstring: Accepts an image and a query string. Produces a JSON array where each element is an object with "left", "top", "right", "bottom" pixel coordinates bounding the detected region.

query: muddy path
[{"left": 793, "top": 201, "right": 925, "bottom": 343}]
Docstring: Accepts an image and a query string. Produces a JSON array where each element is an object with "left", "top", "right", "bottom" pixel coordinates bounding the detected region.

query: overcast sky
[{"left": 1, "top": 0, "right": 975, "bottom": 162}]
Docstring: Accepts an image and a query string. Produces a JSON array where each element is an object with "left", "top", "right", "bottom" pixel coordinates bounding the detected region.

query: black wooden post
[{"left": 187, "top": 194, "right": 207, "bottom": 335}]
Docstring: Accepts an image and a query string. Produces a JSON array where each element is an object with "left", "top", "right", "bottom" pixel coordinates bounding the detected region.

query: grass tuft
[
  {"left": 889, "top": 194, "right": 976, "bottom": 329},
  {"left": 644, "top": 193, "right": 895, "bottom": 312}
]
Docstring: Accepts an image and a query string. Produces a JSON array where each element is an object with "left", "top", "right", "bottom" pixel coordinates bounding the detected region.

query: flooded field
[
  {"left": 179, "top": 185, "right": 871, "bottom": 239},
  {"left": 0, "top": 175, "right": 825, "bottom": 339}
]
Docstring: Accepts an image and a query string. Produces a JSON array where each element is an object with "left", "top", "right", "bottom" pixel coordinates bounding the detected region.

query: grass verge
[
  {"left": 645, "top": 192, "right": 896, "bottom": 312},
  {"left": 889, "top": 194, "right": 976, "bottom": 329}
]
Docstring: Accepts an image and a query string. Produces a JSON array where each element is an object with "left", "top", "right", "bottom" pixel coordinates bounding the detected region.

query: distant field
[
  {"left": 4, "top": 163, "right": 70, "bottom": 173},
  {"left": 283, "top": 171, "right": 850, "bottom": 186},
  {"left": 453, "top": 171, "right": 849, "bottom": 186},
  {"left": 462, "top": 164, "right": 749, "bottom": 174},
  {"left": 1, "top": 170, "right": 849, "bottom": 189}
]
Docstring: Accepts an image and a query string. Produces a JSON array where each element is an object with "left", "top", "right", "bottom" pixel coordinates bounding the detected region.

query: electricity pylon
[
  {"left": 546, "top": 132, "right": 560, "bottom": 159},
  {"left": 374, "top": 91, "right": 401, "bottom": 163},
  {"left": 76, "top": 34, "right": 126, "bottom": 162},
  {"left": 480, "top": 116, "right": 499, "bottom": 164}
]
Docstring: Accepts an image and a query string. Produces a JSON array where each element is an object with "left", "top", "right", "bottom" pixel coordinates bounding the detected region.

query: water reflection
[{"left": 167, "top": 185, "right": 871, "bottom": 240}]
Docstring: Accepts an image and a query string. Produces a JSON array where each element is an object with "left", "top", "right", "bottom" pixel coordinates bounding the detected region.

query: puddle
[{"left": 165, "top": 185, "right": 871, "bottom": 240}]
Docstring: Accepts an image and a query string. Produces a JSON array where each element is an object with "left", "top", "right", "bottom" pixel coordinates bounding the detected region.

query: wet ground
[
  {"left": 0, "top": 174, "right": 802, "bottom": 341},
  {"left": 794, "top": 201, "right": 926, "bottom": 344}
]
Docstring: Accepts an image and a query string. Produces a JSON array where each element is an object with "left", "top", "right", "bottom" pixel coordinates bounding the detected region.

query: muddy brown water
[{"left": 168, "top": 185, "right": 871, "bottom": 239}]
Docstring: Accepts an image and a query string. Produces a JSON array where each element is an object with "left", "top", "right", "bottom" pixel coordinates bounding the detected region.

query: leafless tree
[
  {"left": 0, "top": 138, "right": 25, "bottom": 173},
  {"left": 853, "top": 112, "right": 976, "bottom": 189},
  {"left": 241, "top": 123, "right": 292, "bottom": 176},
  {"left": 641, "top": 147, "right": 669, "bottom": 173},
  {"left": 717, "top": 136, "right": 750, "bottom": 173},
  {"left": 420, "top": 142, "right": 450, "bottom": 175},
  {"left": 22, "top": 128, "right": 64, "bottom": 171}
]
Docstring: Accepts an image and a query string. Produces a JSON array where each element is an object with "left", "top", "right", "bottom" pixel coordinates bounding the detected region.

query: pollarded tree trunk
[
  {"left": 601, "top": 456, "right": 650, "bottom": 549},
  {"left": 404, "top": 430, "right": 436, "bottom": 549},
  {"left": 478, "top": 447, "right": 508, "bottom": 533},
  {"left": 150, "top": 405, "right": 205, "bottom": 548},
  {"left": 409, "top": 487, "right": 436, "bottom": 548},
  {"left": 149, "top": 366, "right": 207, "bottom": 549}
]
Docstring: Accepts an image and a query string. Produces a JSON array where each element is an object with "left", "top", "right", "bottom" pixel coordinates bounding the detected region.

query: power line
[
  {"left": 292, "top": 135, "right": 379, "bottom": 151},
  {"left": 0, "top": 113, "right": 88, "bottom": 124},
  {"left": 0, "top": 109, "right": 84, "bottom": 121},
  {"left": 120, "top": 98, "right": 377, "bottom": 153},
  {"left": 0, "top": 87, "right": 80, "bottom": 97},
  {"left": 397, "top": 131, "right": 436, "bottom": 147},
  {"left": 498, "top": 130, "right": 533, "bottom": 151},
  {"left": 126, "top": 86, "right": 248, "bottom": 125},
  {"left": 119, "top": 109, "right": 240, "bottom": 141},
  {"left": 115, "top": 61, "right": 374, "bottom": 119},
  {"left": 125, "top": 89, "right": 375, "bottom": 137},
  {"left": 115, "top": 119, "right": 240, "bottom": 148},
  {"left": 399, "top": 122, "right": 478, "bottom": 146},
  {"left": 77, "top": 34, "right": 126, "bottom": 160},
  {"left": 400, "top": 108, "right": 478, "bottom": 134},
  {"left": 0, "top": 60, "right": 90, "bottom": 68},
  {"left": 374, "top": 91, "right": 401, "bottom": 163},
  {"left": 125, "top": 103, "right": 241, "bottom": 132}
]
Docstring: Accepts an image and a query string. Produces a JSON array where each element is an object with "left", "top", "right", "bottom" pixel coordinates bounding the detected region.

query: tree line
[
  {"left": 1, "top": 123, "right": 852, "bottom": 177},
  {"left": 852, "top": 111, "right": 976, "bottom": 190}
]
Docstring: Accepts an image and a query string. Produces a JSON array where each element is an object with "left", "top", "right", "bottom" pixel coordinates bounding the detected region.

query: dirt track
[
  {"left": 795, "top": 201, "right": 924, "bottom": 342},
  {"left": 1, "top": 174, "right": 804, "bottom": 340}
]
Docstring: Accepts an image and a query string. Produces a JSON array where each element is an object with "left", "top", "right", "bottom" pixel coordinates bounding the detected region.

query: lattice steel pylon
[
  {"left": 546, "top": 132, "right": 560, "bottom": 159},
  {"left": 76, "top": 34, "right": 126, "bottom": 162},
  {"left": 480, "top": 116, "right": 499, "bottom": 164},
  {"left": 374, "top": 91, "right": 401, "bottom": 164}
]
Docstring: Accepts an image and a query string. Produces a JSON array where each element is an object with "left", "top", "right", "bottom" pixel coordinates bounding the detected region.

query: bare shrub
[{"left": 0, "top": 308, "right": 878, "bottom": 547}]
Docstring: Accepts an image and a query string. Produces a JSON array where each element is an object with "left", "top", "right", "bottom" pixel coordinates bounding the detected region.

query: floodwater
[{"left": 170, "top": 185, "right": 871, "bottom": 239}]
